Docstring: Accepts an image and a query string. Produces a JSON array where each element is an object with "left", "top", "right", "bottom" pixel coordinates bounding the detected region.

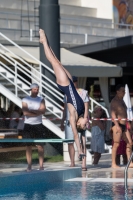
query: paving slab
[{"left": 0, "top": 154, "right": 132, "bottom": 181}]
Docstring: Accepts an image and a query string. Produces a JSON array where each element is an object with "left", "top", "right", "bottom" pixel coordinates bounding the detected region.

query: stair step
[
  {"left": 45, "top": 111, "right": 52, "bottom": 116},
  {"left": 53, "top": 123, "right": 61, "bottom": 127},
  {"left": 1, "top": 72, "right": 6, "bottom": 76},
  {"left": 0, "top": 77, "right": 14, "bottom": 82},
  {"left": 3, "top": 83, "right": 14, "bottom": 87},
  {"left": 87, "top": 137, "right": 91, "bottom": 140},
  {"left": 18, "top": 94, "right": 27, "bottom": 98},
  {"left": 3, "top": 83, "right": 22, "bottom": 87},
  {"left": 61, "top": 14, "right": 112, "bottom": 26},
  {"left": 46, "top": 109, "right": 62, "bottom": 119},
  {"left": 45, "top": 113, "right": 56, "bottom": 118},
  {"left": 55, "top": 112, "right": 62, "bottom": 118},
  {"left": 86, "top": 141, "right": 91, "bottom": 145},
  {"left": 47, "top": 106, "right": 53, "bottom": 111},
  {"left": 10, "top": 89, "right": 25, "bottom": 94},
  {"left": 53, "top": 120, "right": 61, "bottom": 125}
]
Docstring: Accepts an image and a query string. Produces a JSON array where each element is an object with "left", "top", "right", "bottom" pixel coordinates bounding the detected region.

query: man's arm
[
  {"left": 22, "top": 102, "right": 42, "bottom": 117},
  {"left": 110, "top": 101, "right": 119, "bottom": 126},
  {"left": 110, "top": 101, "right": 122, "bottom": 133},
  {"left": 30, "top": 99, "right": 46, "bottom": 115}
]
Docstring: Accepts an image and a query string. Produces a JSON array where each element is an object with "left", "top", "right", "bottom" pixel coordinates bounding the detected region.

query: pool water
[{"left": 0, "top": 181, "right": 133, "bottom": 200}]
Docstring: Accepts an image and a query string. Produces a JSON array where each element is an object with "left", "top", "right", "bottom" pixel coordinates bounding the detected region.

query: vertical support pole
[
  {"left": 30, "top": 29, "right": 33, "bottom": 41},
  {"left": 85, "top": 33, "right": 88, "bottom": 44},
  {"left": 39, "top": 0, "right": 60, "bottom": 101}
]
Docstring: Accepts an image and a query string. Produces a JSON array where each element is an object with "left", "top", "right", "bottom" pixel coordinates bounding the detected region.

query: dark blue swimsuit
[{"left": 57, "top": 79, "right": 85, "bottom": 117}]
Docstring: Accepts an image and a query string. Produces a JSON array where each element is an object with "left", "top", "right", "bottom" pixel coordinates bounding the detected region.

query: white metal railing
[
  {"left": 0, "top": 53, "right": 64, "bottom": 107},
  {"left": 0, "top": 62, "right": 63, "bottom": 119},
  {"left": 0, "top": 32, "right": 64, "bottom": 118},
  {"left": 0, "top": 52, "right": 63, "bottom": 103},
  {"left": 61, "top": 32, "right": 112, "bottom": 46},
  {"left": 89, "top": 97, "right": 109, "bottom": 118},
  {"left": 0, "top": 32, "right": 63, "bottom": 89}
]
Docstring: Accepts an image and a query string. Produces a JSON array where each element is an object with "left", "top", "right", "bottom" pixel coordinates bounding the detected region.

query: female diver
[{"left": 39, "top": 29, "right": 87, "bottom": 159}]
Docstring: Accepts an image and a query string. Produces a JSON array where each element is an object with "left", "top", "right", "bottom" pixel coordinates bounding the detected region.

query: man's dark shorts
[
  {"left": 112, "top": 122, "right": 127, "bottom": 133},
  {"left": 23, "top": 123, "right": 45, "bottom": 146},
  {"left": 112, "top": 122, "right": 129, "bottom": 143}
]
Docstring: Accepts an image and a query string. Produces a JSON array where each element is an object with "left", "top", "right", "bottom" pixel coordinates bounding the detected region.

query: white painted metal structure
[
  {"left": 0, "top": 32, "right": 111, "bottom": 162},
  {"left": 0, "top": 32, "right": 65, "bottom": 139}
]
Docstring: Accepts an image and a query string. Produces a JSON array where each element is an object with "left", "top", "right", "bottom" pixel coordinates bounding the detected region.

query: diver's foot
[
  {"left": 39, "top": 29, "right": 47, "bottom": 44},
  {"left": 26, "top": 166, "right": 32, "bottom": 172},
  {"left": 111, "top": 164, "right": 120, "bottom": 169},
  {"left": 82, "top": 167, "right": 87, "bottom": 171},
  {"left": 69, "top": 164, "right": 75, "bottom": 167},
  {"left": 39, "top": 167, "right": 44, "bottom": 170}
]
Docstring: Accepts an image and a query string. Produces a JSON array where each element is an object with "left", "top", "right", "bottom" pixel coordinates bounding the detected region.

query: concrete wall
[
  {"left": 0, "top": 0, "right": 37, "bottom": 10},
  {"left": 60, "top": 4, "right": 97, "bottom": 17},
  {"left": 81, "top": 0, "right": 113, "bottom": 20},
  {"left": 59, "top": 0, "right": 81, "bottom": 6}
]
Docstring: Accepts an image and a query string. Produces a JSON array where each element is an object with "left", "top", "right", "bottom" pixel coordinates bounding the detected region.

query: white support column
[{"left": 63, "top": 143, "right": 79, "bottom": 162}]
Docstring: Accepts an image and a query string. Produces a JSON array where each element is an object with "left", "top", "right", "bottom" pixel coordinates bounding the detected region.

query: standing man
[
  {"left": 110, "top": 84, "right": 133, "bottom": 168},
  {"left": 60, "top": 77, "right": 89, "bottom": 171},
  {"left": 22, "top": 83, "right": 46, "bottom": 171}
]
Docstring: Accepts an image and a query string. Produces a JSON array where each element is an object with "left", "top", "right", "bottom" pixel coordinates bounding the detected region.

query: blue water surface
[{"left": 0, "top": 181, "right": 133, "bottom": 200}]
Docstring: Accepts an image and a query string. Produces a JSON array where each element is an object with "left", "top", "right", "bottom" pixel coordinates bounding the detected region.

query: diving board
[{"left": 0, "top": 139, "right": 74, "bottom": 143}]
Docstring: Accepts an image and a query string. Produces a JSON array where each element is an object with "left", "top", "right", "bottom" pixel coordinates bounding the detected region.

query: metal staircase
[
  {"left": 0, "top": 32, "right": 111, "bottom": 162},
  {"left": 0, "top": 32, "right": 64, "bottom": 139}
]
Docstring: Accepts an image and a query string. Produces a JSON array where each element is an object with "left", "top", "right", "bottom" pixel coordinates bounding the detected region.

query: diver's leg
[{"left": 39, "top": 29, "right": 71, "bottom": 85}]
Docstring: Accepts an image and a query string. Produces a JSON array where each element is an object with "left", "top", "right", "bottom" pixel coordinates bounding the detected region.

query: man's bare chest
[{"left": 116, "top": 101, "right": 127, "bottom": 112}]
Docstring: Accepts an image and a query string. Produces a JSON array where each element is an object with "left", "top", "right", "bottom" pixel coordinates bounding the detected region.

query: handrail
[
  {"left": 0, "top": 53, "right": 64, "bottom": 102},
  {"left": 0, "top": 46, "right": 57, "bottom": 89},
  {"left": 0, "top": 45, "right": 62, "bottom": 92},
  {"left": 124, "top": 152, "right": 133, "bottom": 191},
  {"left": 0, "top": 32, "right": 65, "bottom": 112},
  {"left": 89, "top": 97, "right": 109, "bottom": 118},
  {"left": 0, "top": 62, "right": 64, "bottom": 110},
  {"left": 0, "top": 32, "right": 54, "bottom": 73},
  {"left": 1, "top": 48, "right": 61, "bottom": 97}
]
